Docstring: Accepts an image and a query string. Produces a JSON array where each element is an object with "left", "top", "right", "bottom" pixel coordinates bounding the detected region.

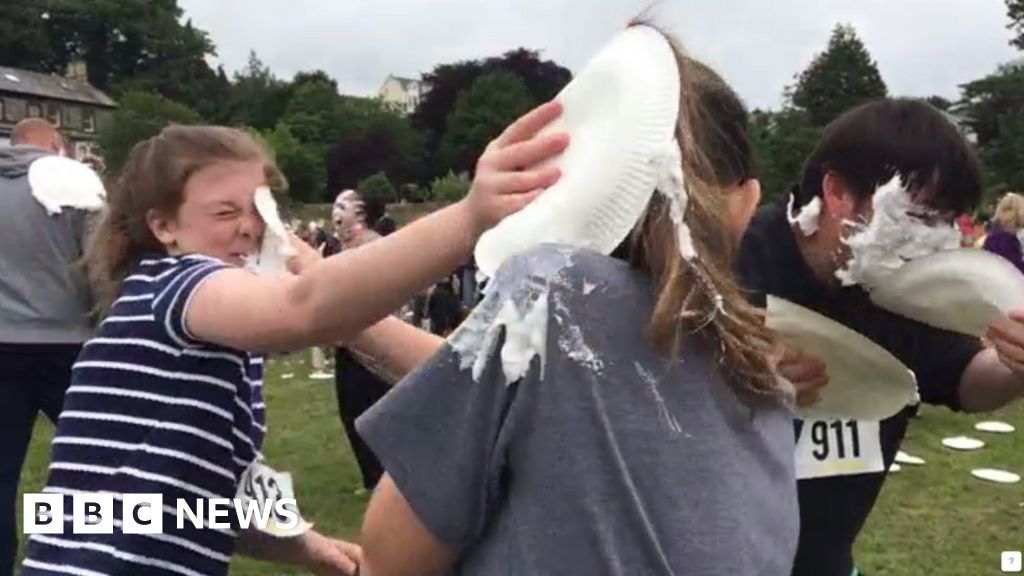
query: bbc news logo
[{"left": 23, "top": 493, "right": 299, "bottom": 534}]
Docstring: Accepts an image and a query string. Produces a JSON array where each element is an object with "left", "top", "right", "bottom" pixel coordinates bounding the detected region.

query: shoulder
[{"left": 491, "top": 244, "right": 636, "bottom": 296}]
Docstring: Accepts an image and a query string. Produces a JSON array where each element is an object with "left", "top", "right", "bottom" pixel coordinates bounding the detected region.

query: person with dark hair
[
  {"left": 736, "top": 98, "right": 1024, "bottom": 576},
  {"left": 329, "top": 189, "right": 396, "bottom": 490},
  {"left": 425, "top": 280, "right": 465, "bottom": 337}
]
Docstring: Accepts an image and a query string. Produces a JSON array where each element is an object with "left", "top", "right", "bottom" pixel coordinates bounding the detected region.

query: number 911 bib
[{"left": 795, "top": 419, "right": 885, "bottom": 480}]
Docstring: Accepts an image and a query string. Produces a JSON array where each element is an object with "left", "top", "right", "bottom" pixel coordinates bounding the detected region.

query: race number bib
[
  {"left": 235, "top": 459, "right": 312, "bottom": 538},
  {"left": 795, "top": 419, "right": 885, "bottom": 480}
]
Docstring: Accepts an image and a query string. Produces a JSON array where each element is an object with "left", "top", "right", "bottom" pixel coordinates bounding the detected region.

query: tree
[
  {"left": 263, "top": 123, "right": 324, "bottom": 204},
  {"left": 1008, "top": 0, "right": 1024, "bottom": 49},
  {"left": 959, "top": 63, "right": 1024, "bottom": 147},
  {"left": 959, "top": 62, "right": 1024, "bottom": 204},
  {"left": 437, "top": 71, "right": 534, "bottom": 175},
  {"left": 0, "top": 3, "right": 54, "bottom": 71},
  {"left": 412, "top": 49, "right": 571, "bottom": 176},
  {"left": 925, "top": 95, "right": 953, "bottom": 111},
  {"left": 97, "top": 91, "right": 202, "bottom": 173},
  {"left": 326, "top": 112, "right": 425, "bottom": 193},
  {"left": 280, "top": 77, "right": 340, "bottom": 150},
  {"left": 749, "top": 109, "right": 821, "bottom": 203},
  {"left": 357, "top": 172, "right": 398, "bottom": 204},
  {"left": 791, "top": 24, "right": 888, "bottom": 127},
  {"left": 3, "top": 1, "right": 230, "bottom": 121},
  {"left": 227, "top": 51, "right": 293, "bottom": 131},
  {"left": 429, "top": 171, "right": 471, "bottom": 204}
]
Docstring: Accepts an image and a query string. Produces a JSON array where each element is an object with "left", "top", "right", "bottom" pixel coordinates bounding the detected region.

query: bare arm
[
  {"left": 957, "top": 311, "right": 1024, "bottom": 413},
  {"left": 349, "top": 317, "right": 446, "bottom": 380},
  {"left": 186, "top": 103, "right": 568, "bottom": 353},
  {"left": 959, "top": 350, "right": 1024, "bottom": 413},
  {"left": 236, "top": 528, "right": 361, "bottom": 575},
  {"left": 361, "top": 474, "right": 455, "bottom": 576}
]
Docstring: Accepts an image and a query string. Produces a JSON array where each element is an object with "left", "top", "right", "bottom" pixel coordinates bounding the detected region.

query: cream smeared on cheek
[{"left": 836, "top": 176, "right": 961, "bottom": 287}]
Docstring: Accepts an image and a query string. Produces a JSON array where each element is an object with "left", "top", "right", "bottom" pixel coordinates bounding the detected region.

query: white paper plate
[
  {"left": 280, "top": 373, "right": 295, "bottom": 380},
  {"left": 941, "top": 436, "right": 985, "bottom": 451},
  {"left": 870, "top": 249, "right": 1024, "bottom": 337},
  {"left": 27, "top": 155, "right": 105, "bottom": 215},
  {"left": 975, "top": 421, "right": 1016, "bottom": 434},
  {"left": 766, "top": 296, "right": 919, "bottom": 420},
  {"left": 308, "top": 372, "right": 334, "bottom": 381},
  {"left": 247, "top": 186, "right": 296, "bottom": 277},
  {"left": 971, "top": 468, "right": 1020, "bottom": 484},
  {"left": 475, "top": 25, "right": 680, "bottom": 277},
  {"left": 895, "top": 451, "right": 926, "bottom": 466}
]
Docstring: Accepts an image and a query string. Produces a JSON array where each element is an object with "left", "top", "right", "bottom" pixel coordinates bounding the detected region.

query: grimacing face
[{"left": 147, "top": 160, "right": 268, "bottom": 267}]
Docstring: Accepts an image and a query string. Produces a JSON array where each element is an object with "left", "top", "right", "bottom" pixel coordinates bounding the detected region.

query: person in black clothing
[
  {"left": 736, "top": 99, "right": 1024, "bottom": 576},
  {"left": 330, "top": 190, "right": 393, "bottom": 490}
]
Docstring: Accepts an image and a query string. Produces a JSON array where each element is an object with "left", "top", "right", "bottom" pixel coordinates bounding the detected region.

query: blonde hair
[
  {"left": 624, "top": 23, "right": 782, "bottom": 403},
  {"left": 994, "top": 192, "right": 1024, "bottom": 232},
  {"left": 83, "top": 125, "right": 286, "bottom": 314}
]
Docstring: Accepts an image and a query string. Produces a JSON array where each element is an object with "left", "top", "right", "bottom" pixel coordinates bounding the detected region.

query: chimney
[{"left": 66, "top": 59, "right": 88, "bottom": 82}]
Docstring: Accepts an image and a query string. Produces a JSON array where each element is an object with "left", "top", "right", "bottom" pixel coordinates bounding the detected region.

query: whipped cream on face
[{"left": 836, "top": 175, "right": 961, "bottom": 288}]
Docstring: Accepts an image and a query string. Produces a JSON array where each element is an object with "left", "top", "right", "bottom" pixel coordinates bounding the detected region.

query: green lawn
[{"left": 15, "top": 357, "right": 1024, "bottom": 575}]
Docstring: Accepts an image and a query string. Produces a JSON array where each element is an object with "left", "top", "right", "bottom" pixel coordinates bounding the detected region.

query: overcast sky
[{"left": 179, "top": 0, "right": 1019, "bottom": 110}]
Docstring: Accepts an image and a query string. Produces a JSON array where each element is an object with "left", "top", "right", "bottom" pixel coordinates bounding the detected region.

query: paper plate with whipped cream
[
  {"left": 869, "top": 249, "right": 1024, "bottom": 337},
  {"left": 475, "top": 25, "right": 681, "bottom": 278}
]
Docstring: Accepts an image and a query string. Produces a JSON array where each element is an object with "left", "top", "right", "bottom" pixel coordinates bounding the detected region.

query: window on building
[
  {"left": 26, "top": 103, "right": 41, "bottom": 118},
  {"left": 8, "top": 99, "right": 27, "bottom": 121},
  {"left": 82, "top": 110, "right": 96, "bottom": 133},
  {"left": 47, "top": 104, "right": 62, "bottom": 127}
]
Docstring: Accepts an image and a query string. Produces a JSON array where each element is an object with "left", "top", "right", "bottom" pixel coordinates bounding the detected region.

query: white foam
[
  {"left": 837, "top": 176, "right": 961, "bottom": 287},
  {"left": 27, "top": 156, "right": 105, "bottom": 215},
  {"left": 245, "top": 186, "right": 296, "bottom": 277},
  {"left": 634, "top": 361, "right": 683, "bottom": 435},
  {"left": 787, "top": 195, "right": 821, "bottom": 236},
  {"left": 655, "top": 140, "right": 696, "bottom": 261},
  {"left": 450, "top": 290, "right": 550, "bottom": 386}
]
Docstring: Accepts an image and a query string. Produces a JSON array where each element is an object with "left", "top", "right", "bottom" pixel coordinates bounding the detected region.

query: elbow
[{"left": 283, "top": 276, "right": 356, "bottom": 345}]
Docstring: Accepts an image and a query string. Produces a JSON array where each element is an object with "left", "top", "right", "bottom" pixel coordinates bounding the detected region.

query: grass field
[{"left": 15, "top": 355, "right": 1024, "bottom": 575}]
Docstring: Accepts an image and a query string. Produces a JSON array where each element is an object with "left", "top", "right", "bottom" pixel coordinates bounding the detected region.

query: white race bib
[
  {"left": 795, "top": 419, "right": 885, "bottom": 480},
  {"left": 235, "top": 459, "right": 312, "bottom": 538}
]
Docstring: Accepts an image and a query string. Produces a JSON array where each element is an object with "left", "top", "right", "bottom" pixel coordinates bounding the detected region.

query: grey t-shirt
[{"left": 358, "top": 244, "right": 799, "bottom": 575}]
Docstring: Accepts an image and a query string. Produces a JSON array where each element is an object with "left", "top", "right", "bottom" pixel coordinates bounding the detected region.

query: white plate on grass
[
  {"left": 971, "top": 469, "right": 1020, "bottom": 484},
  {"left": 975, "top": 421, "right": 1015, "bottom": 434},
  {"left": 895, "top": 451, "right": 926, "bottom": 465},
  {"left": 941, "top": 436, "right": 985, "bottom": 451}
]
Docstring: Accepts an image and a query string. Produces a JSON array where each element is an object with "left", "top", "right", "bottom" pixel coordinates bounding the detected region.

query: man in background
[{"left": 0, "top": 119, "right": 101, "bottom": 574}]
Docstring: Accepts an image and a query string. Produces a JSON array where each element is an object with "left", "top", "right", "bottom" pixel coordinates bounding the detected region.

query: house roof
[
  {"left": 388, "top": 75, "right": 420, "bottom": 90},
  {"left": 0, "top": 66, "right": 116, "bottom": 108}
]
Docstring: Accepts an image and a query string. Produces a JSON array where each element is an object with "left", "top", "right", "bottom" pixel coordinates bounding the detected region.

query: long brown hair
[
  {"left": 84, "top": 125, "right": 286, "bottom": 314},
  {"left": 626, "top": 23, "right": 785, "bottom": 402}
]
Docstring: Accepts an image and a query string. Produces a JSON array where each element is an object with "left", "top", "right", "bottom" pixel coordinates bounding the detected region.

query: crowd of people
[{"left": 1, "top": 21, "right": 1023, "bottom": 576}]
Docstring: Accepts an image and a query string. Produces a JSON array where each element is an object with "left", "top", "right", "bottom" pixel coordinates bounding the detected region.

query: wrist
[{"left": 452, "top": 197, "right": 486, "bottom": 241}]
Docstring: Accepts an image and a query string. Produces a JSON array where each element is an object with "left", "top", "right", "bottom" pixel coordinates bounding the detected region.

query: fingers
[
  {"left": 494, "top": 101, "right": 563, "bottom": 148},
  {"left": 487, "top": 133, "right": 570, "bottom": 171},
  {"left": 796, "top": 388, "right": 822, "bottom": 408},
  {"left": 481, "top": 167, "right": 562, "bottom": 196}
]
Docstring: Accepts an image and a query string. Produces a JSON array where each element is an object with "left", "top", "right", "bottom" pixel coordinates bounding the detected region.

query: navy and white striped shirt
[{"left": 23, "top": 254, "right": 266, "bottom": 576}]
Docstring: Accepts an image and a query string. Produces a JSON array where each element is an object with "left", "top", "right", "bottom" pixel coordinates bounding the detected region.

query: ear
[
  {"left": 821, "top": 172, "right": 857, "bottom": 222},
  {"left": 146, "top": 208, "right": 179, "bottom": 251},
  {"left": 738, "top": 178, "right": 762, "bottom": 216}
]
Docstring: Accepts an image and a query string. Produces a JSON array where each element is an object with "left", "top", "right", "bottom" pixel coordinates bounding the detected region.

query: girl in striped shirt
[{"left": 22, "top": 104, "right": 568, "bottom": 576}]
